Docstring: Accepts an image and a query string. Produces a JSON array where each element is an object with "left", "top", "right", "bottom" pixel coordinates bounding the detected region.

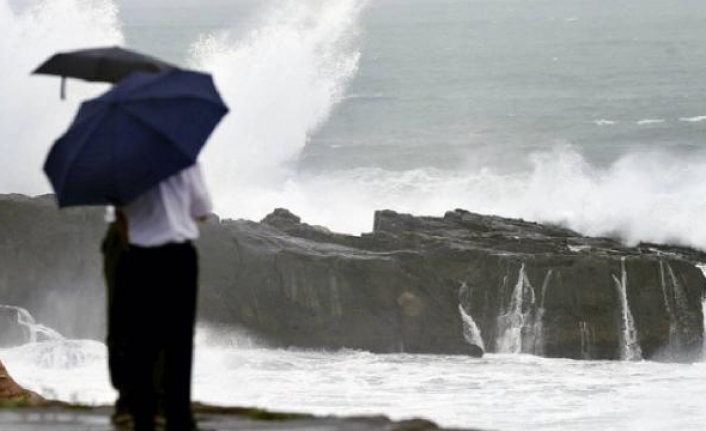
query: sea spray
[
  {"left": 0, "top": 304, "right": 63, "bottom": 344},
  {"left": 189, "top": 0, "right": 368, "bottom": 220},
  {"left": 5, "top": 2, "right": 706, "bottom": 262},
  {"left": 612, "top": 257, "right": 642, "bottom": 361},
  {"left": 3, "top": 2, "right": 706, "bottom": 266},
  {"left": 0, "top": 0, "right": 123, "bottom": 194}
]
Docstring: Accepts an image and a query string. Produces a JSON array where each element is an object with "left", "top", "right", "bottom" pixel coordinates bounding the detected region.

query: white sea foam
[
  {"left": 343, "top": 92, "right": 388, "bottom": 100},
  {"left": 0, "top": 0, "right": 123, "bottom": 195},
  {"left": 198, "top": 145, "right": 706, "bottom": 251},
  {"left": 4, "top": 336, "right": 706, "bottom": 430},
  {"left": 636, "top": 118, "right": 665, "bottom": 125},
  {"left": 189, "top": 0, "right": 367, "bottom": 220},
  {"left": 594, "top": 119, "right": 617, "bottom": 126},
  {"left": 679, "top": 115, "right": 706, "bottom": 123}
]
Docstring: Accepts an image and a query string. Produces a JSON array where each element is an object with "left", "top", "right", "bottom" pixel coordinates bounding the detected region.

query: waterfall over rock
[
  {"left": 579, "top": 321, "right": 595, "bottom": 360},
  {"left": 612, "top": 258, "right": 642, "bottom": 361},
  {"left": 494, "top": 265, "right": 552, "bottom": 355},
  {"left": 497, "top": 263, "right": 534, "bottom": 354},
  {"left": 658, "top": 260, "right": 691, "bottom": 359},
  {"left": 697, "top": 264, "right": 706, "bottom": 360}
]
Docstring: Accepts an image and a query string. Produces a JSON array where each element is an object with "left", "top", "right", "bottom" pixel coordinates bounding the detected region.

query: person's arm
[{"left": 188, "top": 164, "right": 213, "bottom": 222}]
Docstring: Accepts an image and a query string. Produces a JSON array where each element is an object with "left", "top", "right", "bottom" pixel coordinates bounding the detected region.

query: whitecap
[
  {"left": 636, "top": 119, "right": 665, "bottom": 125},
  {"left": 679, "top": 116, "right": 706, "bottom": 123}
]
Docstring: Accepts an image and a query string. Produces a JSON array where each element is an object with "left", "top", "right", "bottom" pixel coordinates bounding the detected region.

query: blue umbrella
[{"left": 44, "top": 69, "right": 228, "bottom": 207}]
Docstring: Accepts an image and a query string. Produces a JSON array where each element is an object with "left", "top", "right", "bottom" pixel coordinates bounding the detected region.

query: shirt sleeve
[{"left": 188, "top": 164, "right": 213, "bottom": 219}]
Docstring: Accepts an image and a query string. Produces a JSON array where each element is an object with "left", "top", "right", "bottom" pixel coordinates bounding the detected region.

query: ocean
[
  {"left": 2, "top": 322, "right": 706, "bottom": 431},
  {"left": 2, "top": 0, "right": 706, "bottom": 429}
]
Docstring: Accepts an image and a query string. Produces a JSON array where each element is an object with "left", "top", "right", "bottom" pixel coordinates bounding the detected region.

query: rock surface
[
  {"left": 0, "top": 406, "right": 483, "bottom": 431},
  {"left": 1, "top": 194, "right": 705, "bottom": 360},
  {"left": 198, "top": 208, "right": 706, "bottom": 360}
]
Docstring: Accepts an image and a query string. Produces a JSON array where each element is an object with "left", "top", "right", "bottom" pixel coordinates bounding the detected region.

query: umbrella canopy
[
  {"left": 33, "top": 46, "right": 178, "bottom": 98},
  {"left": 44, "top": 69, "right": 228, "bottom": 208}
]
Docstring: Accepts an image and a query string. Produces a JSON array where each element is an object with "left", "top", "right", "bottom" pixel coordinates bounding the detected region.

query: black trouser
[{"left": 104, "top": 228, "right": 198, "bottom": 431}]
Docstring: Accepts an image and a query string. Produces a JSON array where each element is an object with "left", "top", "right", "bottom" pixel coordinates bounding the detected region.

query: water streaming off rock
[
  {"left": 658, "top": 260, "right": 692, "bottom": 359},
  {"left": 495, "top": 264, "right": 552, "bottom": 356},
  {"left": 697, "top": 264, "right": 706, "bottom": 359},
  {"left": 496, "top": 263, "right": 533, "bottom": 354},
  {"left": 458, "top": 282, "right": 485, "bottom": 350},
  {"left": 579, "top": 321, "right": 595, "bottom": 360},
  {"left": 611, "top": 258, "right": 642, "bottom": 361},
  {"left": 459, "top": 304, "right": 485, "bottom": 351}
]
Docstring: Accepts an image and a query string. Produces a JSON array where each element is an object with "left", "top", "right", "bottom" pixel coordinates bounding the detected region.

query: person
[{"left": 102, "top": 163, "right": 212, "bottom": 431}]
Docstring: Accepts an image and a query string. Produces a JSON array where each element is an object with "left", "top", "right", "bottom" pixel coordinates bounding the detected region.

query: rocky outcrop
[
  {"left": 0, "top": 359, "right": 44, "bottom": 405},
  {"left": 0, "top": 194, "right": 106, "bottom": 341},
  {"left": 1, "top": 194, "right": 705, "bottom": 360},
  {"left": 198, "top": 208, "right": 706, "bottom": 361}
]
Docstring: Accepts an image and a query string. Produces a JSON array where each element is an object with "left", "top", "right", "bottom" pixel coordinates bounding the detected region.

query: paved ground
[{"left": 0, "top": 407, "right": 481, "bottom": 431}]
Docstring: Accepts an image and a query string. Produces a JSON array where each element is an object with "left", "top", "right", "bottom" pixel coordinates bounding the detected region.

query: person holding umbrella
[
  {"left": 109, "top": 162, "right": 213, "bottom": 431},
  {"left": 38, "top": 54, "right": 229, "bottom": 431}
]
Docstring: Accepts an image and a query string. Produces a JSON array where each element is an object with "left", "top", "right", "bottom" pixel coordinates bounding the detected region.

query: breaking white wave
[
  {"left": 679, "top": 115, "right": 706, "bottom": 123},
  {"left": 0, "top": 304, "right": 63, "bottom": 344},
  {"left": 636, "top": 119, "right": 665, "bottom": 125},
  {"left": 207, "top": 145, "right": 706, "bottom": 251},
  {"left": 178, "top": 1, "right": 706, "bottom": 254},
  {"left": 189, "top": 0, "right": 368, "bottom": 219},
  {"left": 0, "top": 0, "right": 123, "bottom": 195},
  {"left": 343, "top": 92, "right": 389, "bottom": 100},
  {"left": 3, "top": 0, "right": 706, "bottom": 257},
  {"left": 4, "top": 336, "right": 706, "bottom": 430}
]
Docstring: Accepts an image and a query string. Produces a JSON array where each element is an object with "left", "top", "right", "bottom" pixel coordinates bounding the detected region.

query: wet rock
[
  {"left": 198, "top": 208, "right": 706, "bottom": 360},
  {"left": 0, "top": 308, "right": 26, "bottom": 348},
  {"left": 1, "top": 194, "right": 705, "bottom": 361},
  {"left": 391, "top": 419, "right": 440, "bottom": 431},
  {"left": 0, "top": 194, "right": 106, "bottom": 340},
  {"left": 465, "top": 345, "right": 484, "bottom": 358}
]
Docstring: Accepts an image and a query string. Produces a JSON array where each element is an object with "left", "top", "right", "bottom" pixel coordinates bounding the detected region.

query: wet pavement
[{"left": 0, "top": 407, "right": 480, "bottom": 431}]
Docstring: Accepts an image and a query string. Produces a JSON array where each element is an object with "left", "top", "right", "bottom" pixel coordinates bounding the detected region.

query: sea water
[
  {"left": 3, "top": 1, "right": 706, "bottom": 430},
  {"left": 2, "top": 333, "right": 706, "bottom": 431},
  {"left": 4, "top": 0, "right": 706, "bottom": 243}
]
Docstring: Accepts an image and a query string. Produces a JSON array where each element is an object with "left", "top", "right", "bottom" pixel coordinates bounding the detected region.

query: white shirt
[{"left": 121, "top": 164, "right": 213, "bottom": 247}]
